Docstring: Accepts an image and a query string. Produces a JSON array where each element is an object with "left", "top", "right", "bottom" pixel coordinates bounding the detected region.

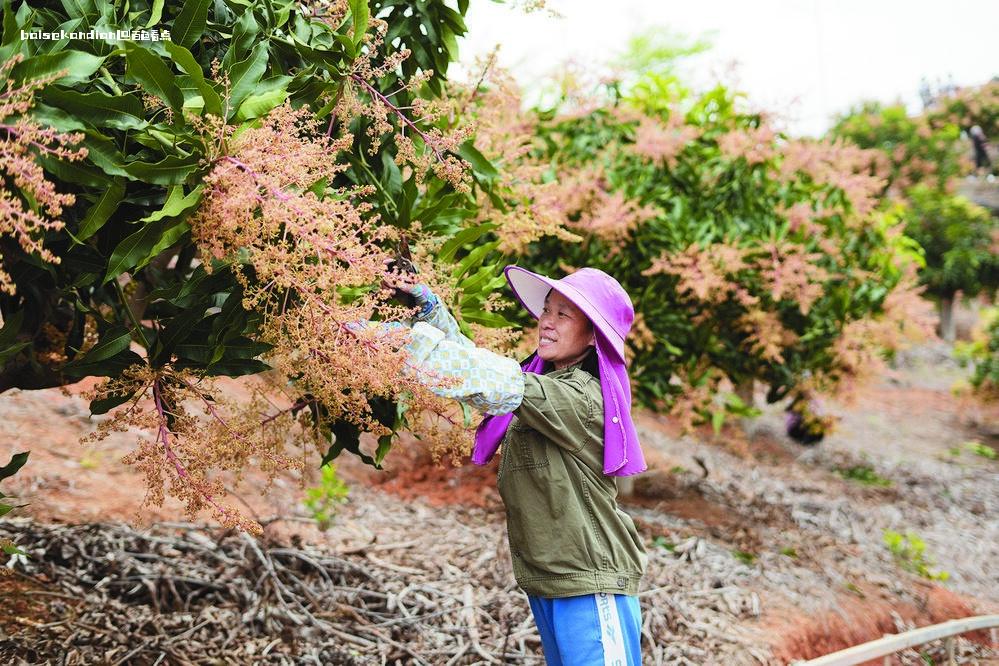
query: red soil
[{"left": 766, "top": 581, "right": 997, "bottom": 663}]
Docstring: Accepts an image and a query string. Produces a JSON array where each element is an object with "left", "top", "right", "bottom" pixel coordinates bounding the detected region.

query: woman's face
[{"left": 537, "top": 289, "right": 595, "bottom": 369}]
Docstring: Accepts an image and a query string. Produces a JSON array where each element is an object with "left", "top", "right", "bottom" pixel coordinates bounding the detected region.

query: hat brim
[{"left": 504, "top": 265, "right": 627, "bottom": 362}]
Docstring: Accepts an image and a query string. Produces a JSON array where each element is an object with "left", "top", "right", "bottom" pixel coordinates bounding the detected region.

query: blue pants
[{"left": 528, "top": 593, "right": 642, "bottom": 665}]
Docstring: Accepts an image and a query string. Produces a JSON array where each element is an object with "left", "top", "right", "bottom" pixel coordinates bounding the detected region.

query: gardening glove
[
  {"left": 404, "top": 283, "right": 440, "bottom": 320},
  {"left": 389, "top": 280, "right": 474, "bottom": 350},
  {"left": 401, "top": 321, "right": 524, "bottom": 416}
]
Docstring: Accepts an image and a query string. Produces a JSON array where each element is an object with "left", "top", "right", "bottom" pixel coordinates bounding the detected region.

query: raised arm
[{"left": 402, "top": 322, "right": 523, "bottom": 415}]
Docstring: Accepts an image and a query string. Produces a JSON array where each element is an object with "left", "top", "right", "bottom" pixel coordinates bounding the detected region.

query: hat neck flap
[{"left": 472, "top": 339, "right": 646, "bottom": 477}]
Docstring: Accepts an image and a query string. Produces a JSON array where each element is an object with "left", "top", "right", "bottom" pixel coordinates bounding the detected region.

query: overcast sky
[{"left": 455, "top": 0, "right": 998, "bottom": 137}]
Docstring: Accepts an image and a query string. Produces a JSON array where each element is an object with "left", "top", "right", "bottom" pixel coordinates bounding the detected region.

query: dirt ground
[{"left": 2, "top": 319, "right": 998, "bottom": 663}]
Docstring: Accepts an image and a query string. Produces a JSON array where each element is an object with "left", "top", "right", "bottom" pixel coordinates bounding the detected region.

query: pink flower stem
[
  {"left": 260, "top": 399, "right": 309, "bottom": 426},
  {"left": 175, "top": 375, "right": 289, "bottom": 466},
  {"left": 152, "top": 378, "right": 229, "bottom": 517},
  {"left": 348, "top": 74, "right": 447, "bottom": 164},
  {"left": 0, "top": 124, "right": 81, "bottom": 156}
]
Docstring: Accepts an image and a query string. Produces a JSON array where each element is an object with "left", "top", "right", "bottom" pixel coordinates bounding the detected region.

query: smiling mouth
[{"left": 540, "top": 335, "right": 556, "bottom": 346}]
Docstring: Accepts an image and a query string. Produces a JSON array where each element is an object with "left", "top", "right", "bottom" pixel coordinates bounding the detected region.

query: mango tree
[{"left": 0, "top": 0, "right": 535, "bottom": 531}]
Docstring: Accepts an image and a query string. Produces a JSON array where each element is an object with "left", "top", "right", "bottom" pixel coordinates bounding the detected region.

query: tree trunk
[
  {"left": 735, "top": 377, "right": 755, "bottom": 409},
  {"left": 938, "top": 293, "right": 956, "bottom": 343}
]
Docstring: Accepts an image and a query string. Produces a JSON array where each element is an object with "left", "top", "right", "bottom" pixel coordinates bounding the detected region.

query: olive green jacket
[{"left": 497, "top": 361, "right": 647, "bottom": 598}]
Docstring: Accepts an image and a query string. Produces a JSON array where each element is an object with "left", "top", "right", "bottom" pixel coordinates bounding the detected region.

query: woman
[{"left": 358, "top": 265, "right": 648, "bottom": 665}]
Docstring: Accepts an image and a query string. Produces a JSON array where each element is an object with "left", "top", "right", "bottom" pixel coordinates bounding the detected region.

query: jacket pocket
[{"left": 505, "top": 423, "right": 550, "bottom": 472}]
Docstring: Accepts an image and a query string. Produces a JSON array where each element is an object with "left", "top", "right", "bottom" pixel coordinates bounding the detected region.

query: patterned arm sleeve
[{"left": 402, "top": 322, "right": 524, "bottom": 416}]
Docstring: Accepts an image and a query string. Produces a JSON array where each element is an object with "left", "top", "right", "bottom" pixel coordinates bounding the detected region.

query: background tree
[
  {"left": 831, "top": 99, "right": 998, "bottom": 341},
  {"left": 503, "top": 61, "right": 934, "bottom": 437}
]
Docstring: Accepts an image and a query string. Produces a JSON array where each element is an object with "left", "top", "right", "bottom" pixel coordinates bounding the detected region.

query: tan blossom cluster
[
  {"left": 663, "top": 360, "right": 726, "bottom": 434},
  {"left": 190, "top": 101, "right": 469, "bottom": 443},
  {"left": 804, "top": 265, "right": 935, "bottom": 406},
  {"left": 522, "top": 161, "right": 655, "bottom": 253},
  {"left": 926, "top": 80, "right": 999, "bottom": 134},
  {"left": 644, "top": 239, "right": 839, "bottom": 364},
  {"left": 452, "top": 58, "right": 582, "bottom": 253},
  {"left": 717, "top": 125, "right": 776, "bottom": 165},
  {"left": 83, "top": 97, "right": 485, "bottom": 531},
  {"left": 84, "top": 365, "right": 305, "bottom": 534},
  {"left": 0, "top": 54, "right": 87, "bottom": 294},
  {"left": 754, "top": 242, "right": 830, "bottom": 315},
  {"left": 734, "top": 308, "right": 799, "bottom": 364},
  {"left": 778, "top": 138, "right": 888, "bottom": 217},
  {"left": 299, "top": 0, "right": 349, "bottom": 28},
  {"left": 643, "top": 242, "right": 751, "bottom": 305},
  {"left": 624, "top": 310, "right": 656, "bottom": 366},
  {"left": 631, "top": 108, "right": 701, "bottom": 169},
  {"left": 140, "top": 91, "right": 173, "bottom": 124}
]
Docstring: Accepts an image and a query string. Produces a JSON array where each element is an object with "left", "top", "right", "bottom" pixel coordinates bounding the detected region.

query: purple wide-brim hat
[{"left": 472, "top": 266, "right": 647, "bottom": 477}]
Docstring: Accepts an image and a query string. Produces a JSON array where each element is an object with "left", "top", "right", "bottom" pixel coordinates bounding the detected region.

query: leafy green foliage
[
  {"left": 834, "top": 464, "right": 892, "bottom": 487},
  {"left": 954, "top": 306, "right": 999, "bottom": 400},
  {"left": 0, "top": 451, "right": 29, "bottom": 557},
  {"left": 882, "top": 529, "right": 949, "bottom": 581},
  {"left": 902, "top": 185, "right": 999, "bottom": 299},
  {"left": 830, "top": 100, "right": 965, "bottom": 195},
  {"left": 302, "top": 463, "right": 350, "bottom": 530}
]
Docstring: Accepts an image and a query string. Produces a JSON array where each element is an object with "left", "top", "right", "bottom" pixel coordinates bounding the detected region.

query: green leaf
[
  {"left": 711, "top": 410, "right": 724, "bottom": 435},
  {"left": 0, "top": 309, "right": 25, "bottom": 349},
  {"left": 1, "top": 542, "right": 26, "bottom": 556},
  {"left": 172, "top": 0, "right": 212, "bottom": 48},
  {"left": 143, "top": 184, "right": 204, "bottom": 225},
  {"left": 10, "top": 51, "right": 105, "bottom": 85},
  {"left": 102, "top": 220, "right": 168, "bottom": 284},
  {"left": 227, "top": 41, "right": 269, "bottom": 118},
  {"left": 348, "top": 0, "right": 369, "bottom": 47},
  {"left": 122, "top": 155, "right": 199, "bottom": 185},
  {"left": 68, "top": 325, "right": 132, "bottom": 365},
  {"left": 64, "top": 348, "right": 144, "bottom": 378},
  {"left": 0, "top": 451, "right": 28, "bottom": 483},
  {"left": 164, "top": 41, "right": 223, "bottom": 116},
  {"left": 156, "top": 302, "right": 210, "bottom": 360},
  {"left": 176, "top": 337, "right": 270, "bottom": 363},
  {"left": 124, "top": 42, "right": 185, "bottom": 113},
  {"left": 223, "top": 10, "right": 259, "bottom": 70},
  {"left": 458, "top": 140, "right": 499, "bottom": 180},
  {"left": 90, "top": 389, "right": 137, "bottom": 415},
  {"left": 36, "top": 151, "right": 112, "bottom": 187},
  {"left": 0, "top": 502, "right": 29, "bottom": 517},
  {"left": 451, "top": 240, "right": 499, "bottom": 281},
  {"left": 235, "top": 75, "right": 291, "bottom": 121},
  {"left": 147, "top": 221, "right": 190, "bottom": 260},
  {"left": 144, "top": 0, "right": 165, "bottom": 27},
  {"left": 79, "top": 131, "right": 133, "bottom": 178},
  {"left": 201, "top": 358, "right": 270, "bottom": 376},
  {"left": 460, "top": 309, "right": 514, "bottom": 328},
  {"left": 321, "top": 419, "right": 381, "bottom": 468},
  {"left": 41, "top": 88, "right": 147, "bottom": 131},
  {"left": 2, "top": 0, "right": 21, "bottom": 46},
  {"left": 76, "top": 179, "right": 126, "bottom": 241},
  {"left": 437, "top": 223, "right": 497, "bottom": 264}
]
